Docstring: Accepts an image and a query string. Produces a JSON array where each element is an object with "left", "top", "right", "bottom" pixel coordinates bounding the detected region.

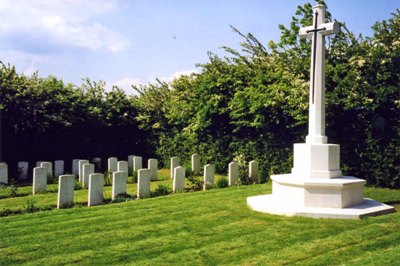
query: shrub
[
  {"left": 187, "top": 175, "right": 203, "bottom": 191},
  {"left": 216, "top": 176, "right": 229, "bottom": 188},
  {"left": 151, "top": 184, "right": 172, "bottom": 197}
]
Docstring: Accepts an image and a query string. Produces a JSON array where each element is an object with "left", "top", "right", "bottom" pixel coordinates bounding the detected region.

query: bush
[
  {"left": 187, "top": 175, "right": 203, "bottom": 191},
  {"left": 216, "top": 176, "right": 229, "bottom": 188},
  {"left": 151, "top": 184, "right": 172, "bottom": 197}
]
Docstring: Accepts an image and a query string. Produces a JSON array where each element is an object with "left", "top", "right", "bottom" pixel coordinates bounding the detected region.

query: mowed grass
[{"left": 1, "top": 177, "right": 400, "bottom": 265}]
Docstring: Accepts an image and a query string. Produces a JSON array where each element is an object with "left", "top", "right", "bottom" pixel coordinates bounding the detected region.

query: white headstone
[
  {"left": 191, "top": 154, "right": 200, "bottom": 175},
  {"left": 33, "top": 167, "right": 47, "bottom": 194},
  {"left": 108, "top": 157, "right": 118, "bottom": 173},
  {"left": 133, "top": 156, "right": 143, "bottom": 172},
  {"left": 173, "top": 166, "right": 185, "bottom": 193},
  {"left": 78, "top": 160, "right": 89, "bottom": 182},
  {"left": 40, "top": 161, "right": 53, "bottom": 178},
  {"left": 82, "top": 163, "right": 95, "bottom": 189},
  {"left": 112, "top": 171, "right": 128, "bottom": 200},
  {"left": 72, "top": 159, "right": 80, "bottom": 176},
  {"left": 203, "top": 164, "right": 215, "bottom": 190},
  {"left": 88, "top": 173, "right": 104, "bottom": 206},
  {"left": 117, "top": 161, "right": 128, "bottom": 173},
  {"left": 54, "top": 160, "right": 64, "bottom": 177},
  {"left": 128, "top": 155, "right": 135, "bottom": 171},
  {"left": 57, "top": 175, "right": 75, "bottom": 209},
  {"left": 170, "top": 157, "right": 180, "bottom": 179},
  {"left": 92, "top": 157, "right": 101, "bottom": 172},
  {"left": 18, "top": 161, "right": 29, "bottom": 180},
  {"left": 137, "top": 169, "right": 150, "bottom": 199},
  {"left": 0, "top": 163, "right": 8, "bottom": 184},
  {"left": 249, "top": 160, "right": 259, "bottom": 183},
  {"left": 228, "top": 162, "right": 239, "bottom": 186},
  {"left": 148, "top": 159, "right": 158, "bottom": 181}
]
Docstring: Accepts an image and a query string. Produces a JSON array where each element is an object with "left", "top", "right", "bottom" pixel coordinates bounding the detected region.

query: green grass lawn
[{"left": 1, "top": 175, "right": 400, "bottom": 265}]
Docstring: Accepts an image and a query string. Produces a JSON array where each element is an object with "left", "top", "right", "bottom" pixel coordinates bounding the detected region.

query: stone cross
[{"left": 299, "top": 4, "right": 339, "bottom": 144}]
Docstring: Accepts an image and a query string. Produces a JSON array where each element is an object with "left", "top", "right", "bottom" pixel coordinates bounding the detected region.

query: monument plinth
[{"left": 247, "top": 4, "right": 395, "bottom": 219}]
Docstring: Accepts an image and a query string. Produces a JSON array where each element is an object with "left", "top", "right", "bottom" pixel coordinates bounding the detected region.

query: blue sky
[{"left": 0, "top": 0, "right": 398, "bottom": 93}]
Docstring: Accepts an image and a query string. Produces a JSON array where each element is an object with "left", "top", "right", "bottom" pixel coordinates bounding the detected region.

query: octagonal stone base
[{"left": 247, "top": 174, "right": 395, "bottom": 219}]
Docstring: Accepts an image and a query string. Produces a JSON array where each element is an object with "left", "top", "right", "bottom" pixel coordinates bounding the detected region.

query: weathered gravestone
[
  {"left": 191, "top": 154, "right": 200, "bottom": 175},
  {"left": 247, "top": 4, "right": 395, "bottom": 219},
  {"left": 78, "top": 160, "right": 89, "bottom": 182},
  {"left": 133, "top": 156, "right": 143, "bottom": 172},
  {"left": 228, "top": 162, "right": 239, "bottom": 186},
  {"left": 57, "top": 175, "right": 75, "bottom": 209},
  {"left": 117, "top": 161, "right": 128, "bottom": 173},
  {"left": 170, "top": 157, "right": 180, "bottom": 179},
  {"left": 128, "top": 155, "right": 135, "bottom": 172},
  {"left": 137, "top": 169, "right": 150, "bottom": 199},
  {"left": 82, "top": 163, "right": 95, "bottom": 189},
  {"left": 72, "top": 159, "right": 80, "bottom": 176},
  {"left": 108, "top": 157, "right": 118, "bottom": 173},
  {"left": 173, "top": 166, "right": 185, "bottom": 193},
  {"left": 112, "top": 171, "right": 128, "bottom": 200},
  {"left": 54, "top": 160, "right": 64, "bottom": 177},
  {"left": 88, "top": 173, "right": 104, "bottom": 206},
  {"left": 203, "top": 164, "right": 215, "bottom": 190},
  {"left": 249, "top": 160, "right": 259, "bottom": 183},
  {"left": 33, "top": 167, "right": 47, "bottom": 194},
  {"left": 148, "top": 159, "right": 158, "bottom": 181},
  {"left": 18, "top": 161, "right": 29, "bottom": 180},
  {"left": 40, "top": 162, "right": 53, "bottom": 180},
  {"left": 0, "top": 163, "right": 8, "bottom": 184}
]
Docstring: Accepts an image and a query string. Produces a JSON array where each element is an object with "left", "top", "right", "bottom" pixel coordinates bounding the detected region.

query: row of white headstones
[{"left": 0, "top": 154, "right": 260, "bottom": 209}]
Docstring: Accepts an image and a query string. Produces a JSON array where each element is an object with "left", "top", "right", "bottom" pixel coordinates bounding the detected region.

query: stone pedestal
[{"left": 247, "top": 143, "right": 395, "bottom": 219}]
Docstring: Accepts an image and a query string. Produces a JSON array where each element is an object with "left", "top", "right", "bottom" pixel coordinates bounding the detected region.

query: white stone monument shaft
[{"left": 299, "top": 4, "right": 339, "bottom": 144}]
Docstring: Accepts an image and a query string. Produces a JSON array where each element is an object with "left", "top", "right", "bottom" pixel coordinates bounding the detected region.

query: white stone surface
[
  {"left": 191, "top": 154, "right": 200, "bottom": 174},
  {"left": 108, "top": 157, "right": 118, "bottom": 173},
  {"left": 78, "top": 160, "right": 89, "bottom": 182},
  {"left": 40, "top": 161, "right": 53, "bottom": 178},
  {"left": 54, "top": 160, "right": 64, "bottom": 177},
  {"left": 112, "top": 171, "right": 128, "bottom": 200},
  {"left": 137, "top": 169, "right": 150, "bottom": 199},
  {"left": 0, "top": 163, "right": 8, "bottom": 184},
  {"left": 228, "top": 162, "right": 239, "bottom": 186},
  {"left": 118, "top": 161, "right": 128, "bottom": 174},
  {"left": 249, "top": 160, "right": 259, "bottom": 183},
  {"left": 148, "top": 159, "right": 158, "bottom": 181},
  {"left": 203, "top": 164, "right": 215, "bottom": 190},
  {"left": 33, "top": 167, "right": 47, "bottom": 194},
  {"left": 247, "top": 4, "right": 395, "bottom": 219},
  {"left": 18, "top": 161, "right": 29, "bottom": 180},
  {"left": 173, "top": 166, "right": 185, "bottom": 193},
  {"left": 170, "top": 157, "right": 180, "bottom": 179},
  {"left": 57, "top": 175, "right": 75, "bottom": 209},
  {"left": 247, "top": 195, "right": 395, "bottom": 219},
  {"left": 82, "top": 163, "right": 95, "bottom": 189},
  {"left": 133, "top": 156, "right": 143, "bottom": 172},
  {"left": 72, "top": 159, "right": 80, "bottom": 176},
  {"left": 88, "top": 173, "right": 104, "bottom": 206},
  {"left": 128, "top": 155, "right": 135, "bottom": 171}
]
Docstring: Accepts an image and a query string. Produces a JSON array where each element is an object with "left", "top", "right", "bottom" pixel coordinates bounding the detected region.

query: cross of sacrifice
[{"left": 299, "top": 4, "right": 339, "bottom": 144}]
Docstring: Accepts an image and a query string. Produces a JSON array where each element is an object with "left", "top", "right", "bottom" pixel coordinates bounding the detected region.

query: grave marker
[
  {"left": 203, "top": 164, "right": 215, "bottom": 190},
  {"left": 0, "top": 163, "right": 8, "bottom": 184},
  {"left": 18, "top": 161, "right": 29, "bottom": 180},
  {"left": 78, "top": 160, "right": 89, "bottom": 182},
  {"left": 137, "top": 169, "right": 150, "bottom": 199},
  {"left": 117, "top": 161, "right": 128, "bottom": 173},
  {"left": 249, "top": 160, "right": 259, "bottom": 183},
  {"left": 72, "top": 159, "right": 80, "bottom": 176},
  {"left": 170, "top": 157, "right": 180, "bottom": 179},
  {"left": 191, "top": 154, "right": 200, "bottom": 175},
  {"left": 173, "top": 166, "right": 185, "bottom": 193},
  {"left": 228, "top": 162, "right": 239, "bottom": 186},
  {"left": 108, "top": 157, "right": 118, "bottom": 173},
  {"left": 148, "top": 159, "right": 158, "bottom": 181},
  {"left": 54, "top": 160, "right": 64, "bottom": 177},
  {"left": 133, "top": 156, "right": 143, "bottom": 172},
  {"left": 82, "top": 163, "right": 95, "bottom": 189},
  {"left": 112, "top": 171, "right": 128, "bottom": 200},
  {"left": 57, "top": 175, "right": 75, "bottom": 209},
  {"left": 40, "top": 161, "right": 53, "bottom": 179},
  {"left": 33, "top": 167, "right": 47, "bottom": 194},
  {"left": 88, "top": 173, "right": 104, "bottom": 206}
]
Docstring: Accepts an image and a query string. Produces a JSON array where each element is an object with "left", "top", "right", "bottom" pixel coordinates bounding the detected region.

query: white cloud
[
  {"left": 0, "top": 0, "right": 130, "bottom": 52},
  {"left": 169, "top": 69, "right": 198, "bottom": 82},
  {"left": 109, "top": 77, "right": 143, "bottom": 95}
]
